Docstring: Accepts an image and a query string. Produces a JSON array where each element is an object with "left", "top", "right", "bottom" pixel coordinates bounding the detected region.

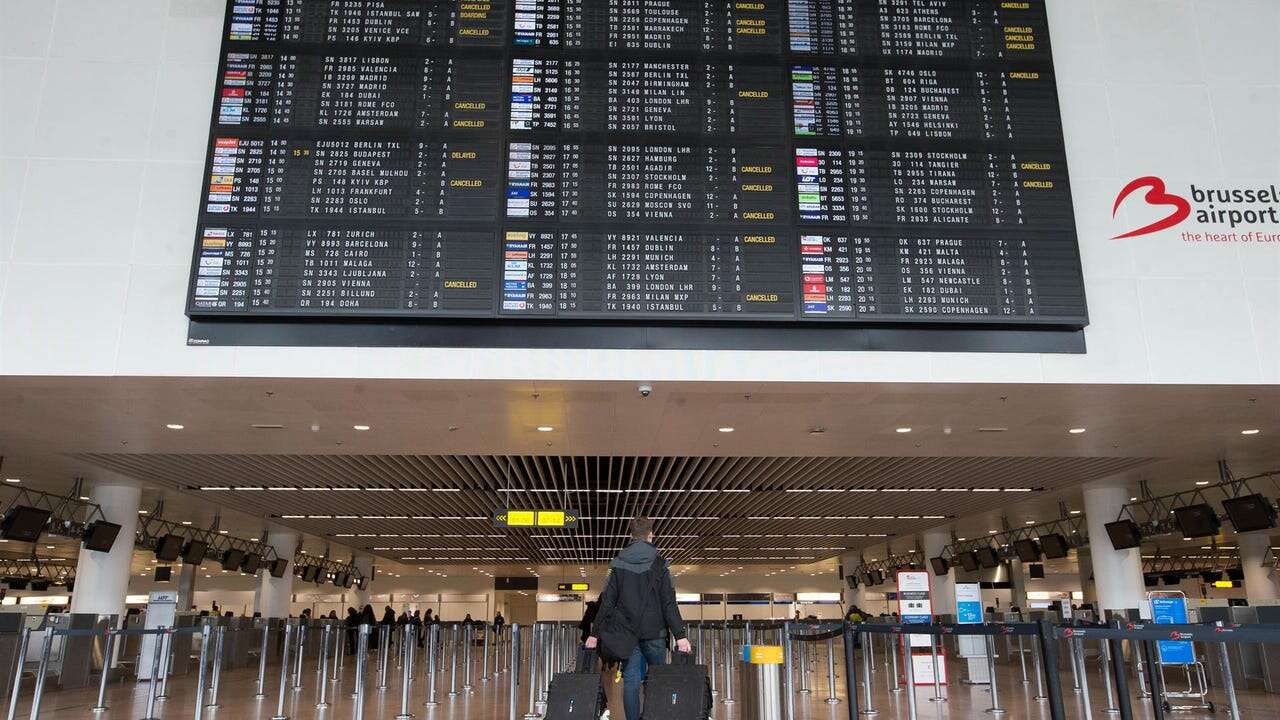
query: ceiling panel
[{"left": 72, "top": 453, "right": 1157, "bottom": 566}]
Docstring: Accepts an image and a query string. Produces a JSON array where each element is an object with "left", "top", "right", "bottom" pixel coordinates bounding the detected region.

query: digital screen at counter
[{"left": 187, "top": 0, "right": 1087, "bottom": 326}]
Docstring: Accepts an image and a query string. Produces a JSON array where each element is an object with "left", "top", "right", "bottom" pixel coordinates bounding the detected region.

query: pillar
[
  {"left": 176, "top": 563, "right": 198, "bottom": 612},
  {"left": 351, "top": 556, "right": 374, "bottom": 610},
  {"left": 1008, "top": 559, "right": 1028, "bottom": 611},
  {"left": 258, "top": 527, "right": 298, "bottom": 619},
  {"left": 1082, "top": 478, "right": 1147, "bottom": 617},
  {"left": 71, "top": 482, "right": 141, "bottom": 621},
  {"left": 1238, "top": 532, "right": 1280, "bottom": 602},
  {"left": 922, "top": 528, "right": 956, "bottom": 620}
]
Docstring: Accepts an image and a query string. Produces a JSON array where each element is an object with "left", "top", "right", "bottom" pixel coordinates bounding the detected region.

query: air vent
[{"left": 251, "top": 424, "right": 285, "bottom": 429}]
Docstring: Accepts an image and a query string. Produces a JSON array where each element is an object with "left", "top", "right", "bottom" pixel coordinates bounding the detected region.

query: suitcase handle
[
  {"left": 577, "top": 645, "right": 599, "bottom": 672},
  {"left": 672, "top": 647, "right": 697, "bottom": 665}
]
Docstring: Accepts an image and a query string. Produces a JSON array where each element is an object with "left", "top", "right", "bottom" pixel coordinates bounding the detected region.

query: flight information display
[{"left": 187, "top": 0, "right": 1087, "bottom": 326}]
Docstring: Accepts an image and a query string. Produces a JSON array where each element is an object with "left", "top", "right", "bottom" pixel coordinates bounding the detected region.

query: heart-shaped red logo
[{"left": 1112, "top": 177, "right": 1191, "bottom": 239}]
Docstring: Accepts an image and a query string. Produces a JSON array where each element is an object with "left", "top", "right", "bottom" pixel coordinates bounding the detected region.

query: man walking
[{"left": 586, "top": 517, "right": 690, "bottom": 720}]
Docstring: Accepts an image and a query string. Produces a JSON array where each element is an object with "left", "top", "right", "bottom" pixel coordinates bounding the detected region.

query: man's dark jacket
[{"left": 592, "top": 540, "right": 686, "bottom": 641}]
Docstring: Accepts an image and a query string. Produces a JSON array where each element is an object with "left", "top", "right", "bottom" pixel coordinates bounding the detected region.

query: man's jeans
[{"left": 621, "top": 638, "right": 668, "bottom": 720}]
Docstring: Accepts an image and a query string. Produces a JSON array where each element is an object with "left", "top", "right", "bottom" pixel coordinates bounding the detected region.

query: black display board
[{"left": 186, "top": 0, "right": 1087, "bottom": 348}]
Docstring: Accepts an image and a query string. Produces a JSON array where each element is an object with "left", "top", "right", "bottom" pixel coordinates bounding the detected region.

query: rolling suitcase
[
  {"left": 640, "top": 649, "right": 712, "bottom": 720},
  {"left": 545, "top": 647, "right": 608, "bottom": 720}
]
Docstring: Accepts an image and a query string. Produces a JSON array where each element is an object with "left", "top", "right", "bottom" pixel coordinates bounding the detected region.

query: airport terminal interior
[{"left": 2, "top": 0, "right": 1279, "bottom": 719}]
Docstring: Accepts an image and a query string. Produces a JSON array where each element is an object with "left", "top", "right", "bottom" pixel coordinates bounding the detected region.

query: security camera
[{"left": 638, "top": 384, "right": 653, "bottom": 398}]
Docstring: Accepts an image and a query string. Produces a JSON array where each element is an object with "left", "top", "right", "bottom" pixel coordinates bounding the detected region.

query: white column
[
  {"left": 71, "top": 483, "right": 141, "bottom": 620},
  {"left": 1083, "top": 479, "right": 1147, "bottom": 616},
  {"left": 922, "top": 528, "right": 956, "bottom": 619},
  {"left": 351, "top": 557, "right": 374, "bottom": 610},
  {"left": 258, "top": 527, "right": 298, "bottom": 619},
  {"left": 176, "top": 563, "right": 198, "bottom": 612},
  {"left": 1238, "top": 532, "right": 1280, "bottom": 602}
]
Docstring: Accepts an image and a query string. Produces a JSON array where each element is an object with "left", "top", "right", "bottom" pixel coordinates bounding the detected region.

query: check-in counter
[{"left": 1254, "top": 604, "right": 1280, "bottom": 694}]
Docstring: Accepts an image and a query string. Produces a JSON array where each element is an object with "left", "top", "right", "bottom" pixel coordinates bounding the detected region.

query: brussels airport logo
[{"left": 1112, "top": 176, "right": 1280, "bottom": 243}]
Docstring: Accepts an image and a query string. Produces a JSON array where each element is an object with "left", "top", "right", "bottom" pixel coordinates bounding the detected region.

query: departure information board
[{"left": 187, "top": 0, "right": 1087, "bottom": 328}]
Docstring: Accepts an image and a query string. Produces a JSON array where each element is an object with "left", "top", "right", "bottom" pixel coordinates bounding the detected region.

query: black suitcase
[
  {"left": 640, "top": 650, "right": 712, "bottom": 720},
  {"left": 545, "top": 647, "right": 607, "bottom": 720}
]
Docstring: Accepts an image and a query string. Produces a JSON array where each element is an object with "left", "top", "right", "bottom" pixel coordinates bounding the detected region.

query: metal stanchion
[
  {"left": 1073, "top": 636, "right": 1095, "bottom": 720},
  {"left": 463, "top": 622, "right": 474, "bottom": 692},
  {"left": 316, "top": 625, "right": 333, "bottom": 709},
  {"left": 508, "top": 625, "right": 521, "bottom": 720},
  {"left": 721, "top": 624, "right": 735, "bottom": 704},
  {"left": 25, "top": 628, "right": 55, "bottom": 720},
  {"left": 708, "top": 625, "right": 719, "bottom": 697},
  {"left": 1032, "top": 630, "right": 1048, "bottom": 701},
  {"left": 271, "top": 621, "right": 294, "bottom": 720},
  {"left": 207, "top": 625, "right": 225, "bottom": 709},
  {"left": 354, "top": 624, "right": 370, "bottom": 720},
  {"left": 449, "top": 624, "right": 461, "bottom": 698},
  {"left": 928, "top": 633, "right": 943, "bottom": 702},
  {"left": 255, "top": 622, "right": 271, "bottom": 698},
  {"left": 5, "top": 627, "right": 31, "bottom": 720},
  {"left": 984, "top": 633, "right": 1006, "bottom": 715},
  {"left": 424, "top": 623, "right": 440, "bottom": 707},
  {"left": 888, "top": 632, "right": 902, "bottom": 694},
  {"left": 396, "top": 624, "right": 416, "bottom": 720},
  {"left": 336, "top": 623, "right": 347, "bottom": 674},
  {"left": 91, "top": 629, "right": 116, "bottom": 712},
  {"left": 481, "top": 622, "right": 491, "bottom": 682},
  {"left": 523, "top": 624, "right": 540, "bottom": 719},
  {"left": 1135, "top": 652, "right": 1152, "bottom": 698},
  {"left": 1107, "top": 620, "right": 1135, "bottom": 720},
  {"left": 1016, "top": 634, "right": 1029, "bottom": 685},
  {"left": 140, "top": 629, "right": 165, "bottom": 720},
  {"left": 1069, "top": 630, "right": 1082, "bottom": 693},
  {"left": 782, "top": 623, "right": 795, "bottom": 720},
  {"left": 293, "top": 621, "right": 307, "bottom": 691},
  {"left": 859, "top": 628, "right": 878, "bottom": 717},
  {"left": 901, "top": 636, "right": 918, "bottom": 720},
  {"left": 797, "top": 635, "right": 811, "bottom": 695},
  {"left": 1099, "top": 637, "right": 1120, "bottom": 715},
  {"left": 1216, "top": 627, "right": 1242, "bottom": 720},
  {"left": 193, "top": 625, "right": 211, "bottom": 720},
  {"left": 157, "top": 629, "right": 173, "bottom": 700},
  {"left": 825, "top": 637, "right": 840, "bottom": 704},
  {"left": 378, "top": 624, "right": 391, "bottom": 690}
]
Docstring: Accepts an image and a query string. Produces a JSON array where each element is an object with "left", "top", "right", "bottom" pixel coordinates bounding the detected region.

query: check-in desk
[
  {"left": 1202, "top": 606, "right": 1265, "bottom": 690},
  {"left": 1253, "top": 604, "right": 1280, "bottom": 693}
]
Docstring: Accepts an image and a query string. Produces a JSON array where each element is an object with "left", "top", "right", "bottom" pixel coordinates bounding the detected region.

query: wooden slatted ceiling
[{"left": 74, "top": 454, "right": 1157, "bottom": 567}]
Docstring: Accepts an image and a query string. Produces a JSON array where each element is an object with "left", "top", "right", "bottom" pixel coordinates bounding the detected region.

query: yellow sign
[
  {"left": 744, "top": 645, "right": 784, "bottom": 664},
  {"left": 1214, "top": 581, "right": 1237, "bottom": 589},
  {"left": 557, "top": 582, "right": 590, "bottom": 592},
  {"left": 492, "top": 508, "right": 580, "bottom": 529}
]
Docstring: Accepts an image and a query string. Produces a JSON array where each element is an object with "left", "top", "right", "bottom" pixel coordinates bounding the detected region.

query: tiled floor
[{"left": 13, "top": 638, "right": 1280, "bottom": 719}]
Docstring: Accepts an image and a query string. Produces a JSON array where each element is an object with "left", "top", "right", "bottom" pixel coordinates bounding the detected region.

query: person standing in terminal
[
  {"left": 345, "top": 607, "right": 359, "bottom": 655},
  {"left": 586, "top": 517, "right": 689, "bottom": 720}
]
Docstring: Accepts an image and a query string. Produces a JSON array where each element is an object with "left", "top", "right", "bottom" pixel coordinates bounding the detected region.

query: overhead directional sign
[
  {"left": 492, "top": 508, "right": 580, "bottom": 529},
  {"left": 557, "top": 582, "right": 590, "bottom": 592}
]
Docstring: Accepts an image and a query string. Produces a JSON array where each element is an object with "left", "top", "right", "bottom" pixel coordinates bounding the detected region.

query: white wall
[{"left": 0, "top": 0, "right": 1276, "bottom": 383}]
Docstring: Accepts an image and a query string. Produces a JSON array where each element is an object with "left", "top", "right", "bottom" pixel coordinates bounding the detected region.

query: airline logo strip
[
  {"left": 800, "top": 236, "right": 830, "bottom": 315},
  {"left": 503, "top": 231, "right": 530, "bottom": 311}
]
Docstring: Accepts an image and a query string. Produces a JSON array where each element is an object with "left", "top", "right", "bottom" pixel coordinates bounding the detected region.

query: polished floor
[{"left": 13, "top": 638, "right": 1280, "bottom": 719}]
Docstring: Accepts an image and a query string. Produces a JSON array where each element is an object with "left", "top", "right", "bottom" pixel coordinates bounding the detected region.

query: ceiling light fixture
[
  {"left": 1068, "top": 428, "right": 1086, "bottom": 434},
  {"left": 895, "top": 427, "right": 912, "bottom": 433},
  {"left": 1241, "top": 429, "right": 1261, "bottom": 435},
  {"left": 718, "top": 427, "right": 735, "bottom": 433},
  {"left": 537, "top": 426, "right": 554, "bottom": 432},
  {"left": 353, "top": 425, "right": 371, "bottom": 431},
  {"left": 3, "top": 478, "right": 19, "bottom": 484},
  {"left": 166, "top": 424, "right": 185, "bottom": 430}
]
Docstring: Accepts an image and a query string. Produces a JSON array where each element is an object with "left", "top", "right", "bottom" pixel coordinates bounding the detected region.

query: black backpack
[{"left": 595, "top": 568, "right": 660, "bottom": 663}]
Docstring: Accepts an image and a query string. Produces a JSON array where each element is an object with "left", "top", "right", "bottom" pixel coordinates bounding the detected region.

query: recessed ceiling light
[
  {"left": 1068, "top": 428, "right": 1086, "bottom": 434},
  {"left": 537, "top": 426, "right": 554, "bottom": 432},
  {"left": 353, "top": 425, "right": 371, "bottom": 431},
  {"left": 895, "top": 427, "right": 912, "bottom": 433},
  {"left": 3, "top": 478, "right": 19, "bottom": 484},
  {"left": 166, "top": 424, "right": 184, "bottom": 430},
  {"left": 1025, "top": 520, "right": 1036, "bottom": 525},
  {"left": 78, "top": 495, "right": 89, "bottom": 501},
  {"left": 1241, "top": 429, "right": 1261, "bottom": 435},
  {"left": 1069, "top": 510, "right": 1081, "bottom": 515},
  {"left": 1195, "top": 481, "right": 1210, "bottom": 486},
  {"left": 181, "top": 521, "right": 192, "bottom": 526},
  {"left": 138, "top": 510, "right": 148, "bottom": 515},
  {"left": 988, "top": 530, "right": 998, "bottom": 534},
  {"left": 718, "top": 427, "right": 735, "bottom": 433}
]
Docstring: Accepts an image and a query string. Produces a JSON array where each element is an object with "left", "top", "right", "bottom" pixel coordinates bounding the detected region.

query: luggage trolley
[{"left": 1148, "top": 591, "right": 1214, "bottom": 714}]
